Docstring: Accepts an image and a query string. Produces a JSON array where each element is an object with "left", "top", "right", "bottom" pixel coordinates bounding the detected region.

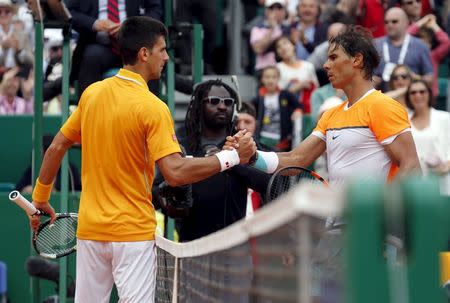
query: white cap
[
  {"left": 44, "top": 29, "right": 63, "bottom": 48},
  {"left": 0, "top": 0, "right": 13, "bottom": 8},
  {"left": 265, "top": 0, "right": 286, "bottom": 8}
]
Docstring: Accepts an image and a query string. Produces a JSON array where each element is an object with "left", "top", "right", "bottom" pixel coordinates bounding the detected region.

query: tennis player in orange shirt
[{"left": 29, "top": 16, "right": 256, "bottom": 303}]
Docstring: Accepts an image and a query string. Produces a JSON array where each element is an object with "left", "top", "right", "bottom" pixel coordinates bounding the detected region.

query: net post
[
  {"left": 171, "top": 257, "right": 178, "bottom": 303},
  {"left": 344, "top": 180, "right": 389, "bottom": 303},
  {"left": 400, "top": 176, "right": 448, "bottom": 303},
  {"left": 297, "top": 215, "right": 312, "bottom": 303}
]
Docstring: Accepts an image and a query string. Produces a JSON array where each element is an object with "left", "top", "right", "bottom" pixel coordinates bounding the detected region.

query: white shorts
[{"left": 75, "top": 239, "right": 156, "bottom": 303}]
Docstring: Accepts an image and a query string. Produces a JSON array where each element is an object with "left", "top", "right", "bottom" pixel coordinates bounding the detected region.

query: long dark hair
[{"left": 185, "top": 79, "right": 239, "bottom": 152}]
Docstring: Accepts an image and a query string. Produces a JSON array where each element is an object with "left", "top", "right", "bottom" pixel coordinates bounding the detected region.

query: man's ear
[
  {"left": 137, "top": 47, "right": 151, "bottom": 63},
  {"left": 353, "top": 53, "right": 364, "bottom": 69}
]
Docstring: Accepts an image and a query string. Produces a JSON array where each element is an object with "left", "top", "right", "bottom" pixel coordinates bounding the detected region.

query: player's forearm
[
  {"left": 396, "top": 157, "right": 422, "bottom": 178},
  {"left": 37, "top": 144, "right": 69, "bottom": 185},
  {"left": 162, "top": 156, "right": 222, "bottom": 187}
]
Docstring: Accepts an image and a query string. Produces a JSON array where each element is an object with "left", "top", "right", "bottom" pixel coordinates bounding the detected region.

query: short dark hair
[
  {"left": 405, "top": 79, "right": 435, "bottom": 109},
  {"left": 239, "top": 102, "right": 256, "bottom": 118},
  {"left": 329, "top": 25, "right": 380, "bottom": 80},
  {"left": 118, "top": 16, "right": 168, "bottom": 65}
]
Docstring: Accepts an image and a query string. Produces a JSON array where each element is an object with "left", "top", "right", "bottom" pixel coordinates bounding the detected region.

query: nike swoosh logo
[{"left": 332, "top": 135, "right": 341, "bottom": 140}]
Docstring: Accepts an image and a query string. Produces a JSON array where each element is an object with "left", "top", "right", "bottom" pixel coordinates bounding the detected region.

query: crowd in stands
[{"left": 0, "top": 0, "right": 449, "bottom": 237}]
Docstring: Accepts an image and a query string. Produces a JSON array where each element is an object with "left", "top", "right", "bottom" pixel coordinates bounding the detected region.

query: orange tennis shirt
[
  {"left": 312, "top": 89, "right": 410, "bottom": 186},
  {"left": 61, "top": 69, "right": 181, "bottom": 242}
]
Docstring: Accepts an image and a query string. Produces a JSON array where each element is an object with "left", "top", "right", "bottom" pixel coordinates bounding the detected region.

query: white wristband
[{"left": 215, "top": 149, "right": 240, "bottom": 172}]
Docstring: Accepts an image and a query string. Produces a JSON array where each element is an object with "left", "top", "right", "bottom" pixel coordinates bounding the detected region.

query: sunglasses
[
  {"left": 384, "top": 19, "right": 399, "bottom": 25},
  {"left": 0, "top": 8, "right": 12, "bottom": 15},
  {"left": 403, "top": 0, "right": 420, "bottom": 5},
  {"left": 392, "top": 74, "right": 410, "bottom": 80},
  {"left": 203, "top": 96, "right": 235, "bottom": 107},
  {"left": 410, "top": 89, "right": 427, "bottom": 95}
]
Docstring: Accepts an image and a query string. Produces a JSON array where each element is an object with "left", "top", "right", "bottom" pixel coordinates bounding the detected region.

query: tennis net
[{"left": 155, "top": 183, "right": 345, "bottom": 303}]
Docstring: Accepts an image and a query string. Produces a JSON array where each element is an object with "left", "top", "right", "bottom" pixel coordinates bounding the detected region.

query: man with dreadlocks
[{"left": 174, "top": 79, "right": 271, "bottom": 241}]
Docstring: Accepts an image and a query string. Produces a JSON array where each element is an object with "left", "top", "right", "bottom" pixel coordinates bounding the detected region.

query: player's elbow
[{"left": 163, "top": 173, "right": 187, "bottom": 187}]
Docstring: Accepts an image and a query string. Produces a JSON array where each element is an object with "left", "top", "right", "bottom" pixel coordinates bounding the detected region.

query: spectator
[
  {"left": 174, "top": 80, "right": 270, "bottom": 241},
  {"left": 307, "top": 22, "right": 347, "bottom": 85},
  {"left": 252, "top": 65, "right": 302, "bottom": 151},
  {"left": 250, "top": 0, "right": 289, "bottom": 73},
  {"left": 43, "top": 30, "right": 64, "bottom": 114},
  {"left": 237, "top": 101, "right": 258, "bottom": 135},
  {"left": 406, "top": 80, "right": 450, "bottom": 196},
  {"left": 0, "top": 0, "right": 33, "bottom": 76},
  {"left": 400, "top": 0, "right": 422, "bottom": 24},
  {"left": 15, "top": 135, "right": 82, "bottom": 193},
  {"left": 236, "top": 101, "right": 266, "bottom": 217},
  {"left": 409, "top": 14, "right": 450, "bottom": 96},
  {"left": 373, "top": 7, "right": 433, "bottom": 91},
  {"left": 66, "top": 0, "right": 163, "bottom": 97},
  {"left": 0, "top": 66, "right": 33, "bottom": 115},
  {"left": 289, "top": 0, "right": 328, "bottom": 60},
  {"left": 385, "top": 64, "right": 413, "bottom": 107},
  {"left": 274, "top": 35, "right": 318, "bottom": 113}
]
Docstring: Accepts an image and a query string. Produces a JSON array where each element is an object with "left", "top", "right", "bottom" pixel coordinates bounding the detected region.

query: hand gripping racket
[
  {"left": 266, "top": 166, "right": 329, "bottom": 203},
  {"left": 9, "top": 191, "right": 78, "bottom": 259}
]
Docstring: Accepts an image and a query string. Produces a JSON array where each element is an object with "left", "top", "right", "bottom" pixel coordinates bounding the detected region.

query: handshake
[{"left": 222, "top": 129, "right": 257, "bottom": 165}]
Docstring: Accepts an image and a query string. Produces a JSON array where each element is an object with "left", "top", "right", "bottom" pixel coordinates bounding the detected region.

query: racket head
[
  {"left": 33, "top": 213, "right": 78, "bottom": 259},
  {"left": 266, "top": 166, "right": 328, "bottom": 203}
]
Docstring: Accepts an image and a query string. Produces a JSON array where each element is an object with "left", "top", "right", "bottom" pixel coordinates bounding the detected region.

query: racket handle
[{"left": 9, "top": 190, "right": 41, "bottom": 216}]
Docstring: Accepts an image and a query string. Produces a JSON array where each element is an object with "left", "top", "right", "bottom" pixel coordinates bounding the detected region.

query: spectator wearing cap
[{"left": 250, "top": 0, "right": 289, "bottom": 74}]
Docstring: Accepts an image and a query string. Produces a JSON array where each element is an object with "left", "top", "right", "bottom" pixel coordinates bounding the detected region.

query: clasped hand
[{"left": 224, "top": 130, "right": 256, "bottom": 164}]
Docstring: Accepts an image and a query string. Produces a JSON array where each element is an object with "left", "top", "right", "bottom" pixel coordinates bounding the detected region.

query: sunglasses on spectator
[
  {"left": 384, "top": 19, "right": 399, "bottom": 24},
  {"left": 410, "top": 89, "right": 427, "bottom": 95},
  {"left": 203, "top": 96, "right": 235, "bottom": 107},
  {"left": 392, "top": 74, "right": 410, "bottom": 80},
  {"left": 0, "top": 8, "right": 12, "bottom": 15},
  {"left": 403, "top": 0, "right": 420, "bottom": 5}
]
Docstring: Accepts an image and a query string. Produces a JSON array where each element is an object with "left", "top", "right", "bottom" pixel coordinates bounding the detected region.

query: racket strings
[
  {"left": 268, "top": 168, "right": 323, "bottom": 202},
  {"left": 35, "top": 216, "right": 77, "bottom": 255}
]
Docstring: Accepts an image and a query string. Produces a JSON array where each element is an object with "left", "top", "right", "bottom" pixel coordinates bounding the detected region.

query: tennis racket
[
  {"left": 9, "top": 191, "right": 77, "bottom": 259},
  {"left": 266, "top": 166, "right": 329, "bottom": 203}
]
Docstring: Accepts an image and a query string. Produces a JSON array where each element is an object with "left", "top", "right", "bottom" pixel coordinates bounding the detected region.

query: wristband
[
  {"left": 215, "top": 149, "right": 240, "bottom": 172},
  {"left": 251, "top": 150, "right": 279, "bottom": 174},
  {"left": 32, "top": 178, "right": 54, "bottom": 202}
]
